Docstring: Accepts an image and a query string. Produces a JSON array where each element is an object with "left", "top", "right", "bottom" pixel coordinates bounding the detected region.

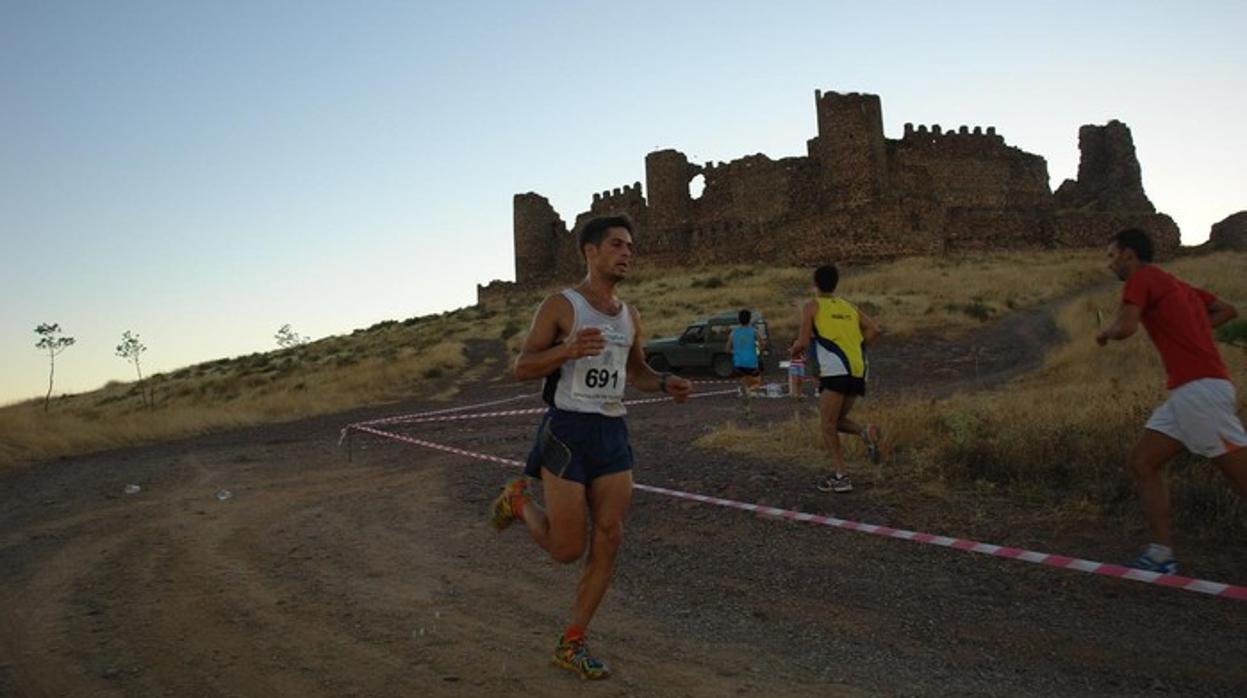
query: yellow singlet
[{"left": 812, "top": 297, "right": 866, "bottom": 378}]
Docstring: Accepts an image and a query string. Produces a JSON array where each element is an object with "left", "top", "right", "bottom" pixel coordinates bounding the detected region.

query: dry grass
[
  {"left": 572, "top": 248, "right": 1106, "bottom": 344},
  {"left": 0, "top": 249, "right": 1117, "bottom": 471},
  {"left": 480, "top": 250, "right": 1107, "bottom": 362},
  {"left": 697, "top": 251, "right": 1247, "bottom": 531},
  {"left": 6, "top": 247, "right": 1239, "bottom": 491},
  {"left": 1, "top": 291, "right": 535, "bottom": 470},
  {"left": 0, "top": 332, "right": 467, "bottom": 469}
]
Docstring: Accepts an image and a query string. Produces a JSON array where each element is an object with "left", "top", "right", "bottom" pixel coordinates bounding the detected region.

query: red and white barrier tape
[
  {"left": 352, "top": 423, "right": 528, "bottom": 469},
  {"left": 340, "top": 389, "right": 739, "bottom": 444},
  {"left": 355, "top": 391, "right": 540, "bottom": 428},
  {"left": 345, "top": 414, "right": 1247, "bottom": 603},
  {"left": 630, "top": 482, "right": 1247, "bottom": 602}
]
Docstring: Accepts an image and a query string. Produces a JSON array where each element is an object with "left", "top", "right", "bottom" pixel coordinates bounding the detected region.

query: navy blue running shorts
[{"left": 524, "top": 408, "right": 633, "bottom": 484}]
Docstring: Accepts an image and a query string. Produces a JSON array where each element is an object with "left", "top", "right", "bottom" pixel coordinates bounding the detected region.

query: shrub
[
  {"left": 1214, "top": 318, "right": 1247, "bottom": 346},
  {"left": 691, "top": 276, "right": 724, "bottom": 289},
  {"left": 500, "top": 320, "right": 523, "bottom": 340},
  {"left": 962, "top": 301, "right": 993, "bottom": 321},
  {"left": 335, "top": 353, "right": 359, "bottom": 368}
]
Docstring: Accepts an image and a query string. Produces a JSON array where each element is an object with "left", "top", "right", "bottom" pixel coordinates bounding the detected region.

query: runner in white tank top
[
  {"left": 546, "top": 287, "right": 634, "bottom": 417},
  {"left": 487, "top": 216, "right": 692, "bottom": 680}
]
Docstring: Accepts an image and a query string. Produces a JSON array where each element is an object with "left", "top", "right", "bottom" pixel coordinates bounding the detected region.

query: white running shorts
[{"left": 1145, "top": 378, "right": 1247, "bottom": 458}]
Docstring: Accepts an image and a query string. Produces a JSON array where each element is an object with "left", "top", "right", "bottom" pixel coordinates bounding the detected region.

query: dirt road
[{"left": 2, "top": 319, "right": 1245, "bottom": 696}]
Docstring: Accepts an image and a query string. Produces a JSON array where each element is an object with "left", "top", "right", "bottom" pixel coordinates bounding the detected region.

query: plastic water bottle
[
  {"left": 788, "top": 358, "right": 805, "bottom": 398},
  {"left": 124, "top": 484, "right": 141, "bottom": 495},
  {"left": 215, "top": 489, "right": 233, "bottom": 501}
]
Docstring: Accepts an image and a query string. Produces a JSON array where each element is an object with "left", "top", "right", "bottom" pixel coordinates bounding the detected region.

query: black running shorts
[{"left": 818, "top": 375, "right": 866, "bottom": 397}]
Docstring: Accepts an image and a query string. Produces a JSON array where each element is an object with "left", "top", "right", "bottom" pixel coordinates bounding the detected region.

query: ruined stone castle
[{"left": 479, "top": 90, "right": 1178, "bottom": 302}]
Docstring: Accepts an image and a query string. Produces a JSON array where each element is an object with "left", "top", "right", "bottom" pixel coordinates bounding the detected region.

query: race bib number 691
[{"left": 570, "top": 327, "right": 629, "bottom": 402}]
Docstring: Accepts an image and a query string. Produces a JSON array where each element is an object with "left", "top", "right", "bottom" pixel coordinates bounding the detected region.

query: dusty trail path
[
  {"left": 2, "top": 299, "right": 1245, "bottom": 697},
  {"left": 866, "top": 294, "right": 1068, "bottom": 398}
]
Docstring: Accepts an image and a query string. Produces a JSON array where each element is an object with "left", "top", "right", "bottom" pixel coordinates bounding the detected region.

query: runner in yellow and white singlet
[{"left": 790, "top": 264, "right": 883, "bottom": 493}]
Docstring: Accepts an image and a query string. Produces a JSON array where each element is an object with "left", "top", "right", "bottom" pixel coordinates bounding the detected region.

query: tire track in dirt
[{"left": 0, "top": 432, "right": 858, "bottom": 696}]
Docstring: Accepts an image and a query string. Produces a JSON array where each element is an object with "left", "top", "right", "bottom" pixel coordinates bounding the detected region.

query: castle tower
[
  {"left": 644, "top": 149, "right": 695, "bottom": 229},
  {"left": 808, "top": 90, "right": 888, "bottom": 204},
  {"left": 1054, "top": 120, "right": 1155, "bottom": 212},
  {"left": 513, "top": 193, "right": 566, "bottom": 285}
]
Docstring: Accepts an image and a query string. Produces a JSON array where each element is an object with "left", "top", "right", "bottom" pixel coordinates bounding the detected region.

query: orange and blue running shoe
[
  {"left": 552, "top": 634, "right": 611, "bottom": 680},
  {"left": 489, "top": 477, "right": 528, "bottom": 532}
]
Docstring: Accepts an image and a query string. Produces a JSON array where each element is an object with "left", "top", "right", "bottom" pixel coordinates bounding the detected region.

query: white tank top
[{"left": 545, "top": 288, "right": 633, "bottom": 417}]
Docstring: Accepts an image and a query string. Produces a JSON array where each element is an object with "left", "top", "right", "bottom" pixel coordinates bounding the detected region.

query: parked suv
[{"left": 643, "top": 310, "right": 771, "bottom": 378}]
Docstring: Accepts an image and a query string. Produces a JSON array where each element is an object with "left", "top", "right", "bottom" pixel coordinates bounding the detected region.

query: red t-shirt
[{"left": 1121, "top": 265, "right": 1229, "bottom": 389}]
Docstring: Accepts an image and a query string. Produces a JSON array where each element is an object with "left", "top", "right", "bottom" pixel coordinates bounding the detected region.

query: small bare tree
[
  {"left": 275, "top": 323, "right": 309, "bottom": 349},
  {"left": 34, "top": 323, "right": 75, "bottom": 412},
  {"left": 115, "top": 330, "right": 151, "bottom": 409}
]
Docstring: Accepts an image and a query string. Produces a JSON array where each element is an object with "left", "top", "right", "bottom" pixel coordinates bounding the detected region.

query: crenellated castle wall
[
  {"left": 889, "top": 122, "right": 1051, "bottom": 211},
  {"left": 492, "top": 90, "right": 1179, "bottom": 301}
]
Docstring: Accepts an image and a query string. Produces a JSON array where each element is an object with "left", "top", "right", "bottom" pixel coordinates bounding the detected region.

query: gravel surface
[{"left": 2, "top": 315, "right": 1244, "bottom": 696}]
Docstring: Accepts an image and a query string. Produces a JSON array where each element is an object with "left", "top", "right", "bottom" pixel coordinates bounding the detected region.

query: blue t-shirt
[{"left": 730, "top": 326, "right": 759, "bottom": 368}]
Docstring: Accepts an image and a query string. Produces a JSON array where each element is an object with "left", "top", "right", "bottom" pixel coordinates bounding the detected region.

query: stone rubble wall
[{"left": 493, "top": 90, "right": 1180, "bottom": 301}]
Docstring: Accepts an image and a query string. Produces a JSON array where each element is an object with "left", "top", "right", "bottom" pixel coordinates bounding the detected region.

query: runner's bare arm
[
  {"left": 626, "top": 306, "right": 691, "bottom": 401},
  {"left": 859, "top": 310, "right": 883, "bottom": 345},
  {"left": 1207, "top": 298, "right": 1238, "bottom": 328},
  {"left": 1096, "top": 303, "right": 1142, "bottom": 345},
  {"left": 513, "top": 295, "right": 605, "bottom": 381},
  {"left": 788, "top": 300, "right": 817, "bottom": 358}
]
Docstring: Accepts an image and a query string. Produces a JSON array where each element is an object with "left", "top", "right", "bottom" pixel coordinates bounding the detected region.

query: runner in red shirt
[{"left": 1096, "top": 228, "right": 1247, "bottom": 574}]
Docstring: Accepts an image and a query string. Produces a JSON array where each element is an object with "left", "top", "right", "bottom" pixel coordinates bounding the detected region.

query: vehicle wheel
[
  {"left": 712, "top": 354, "right": 733, "bottom": 379},
  {"left": 647, "top": 354, "right": 672, "bottom": 372}
]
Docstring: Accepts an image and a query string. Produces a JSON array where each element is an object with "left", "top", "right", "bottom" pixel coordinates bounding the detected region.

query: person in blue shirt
[{"left": 726, "top": 309, "right": 762, "bottom": 411}]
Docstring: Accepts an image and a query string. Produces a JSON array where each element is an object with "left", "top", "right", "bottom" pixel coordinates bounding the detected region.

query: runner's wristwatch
[{"left": 658, "top": 372, "right": 673, "bottom": 393}]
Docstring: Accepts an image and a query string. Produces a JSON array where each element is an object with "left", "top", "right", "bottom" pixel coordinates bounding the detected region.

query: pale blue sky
[{"left": 3, "top": 1, "right": 1245, "bottom": 404}]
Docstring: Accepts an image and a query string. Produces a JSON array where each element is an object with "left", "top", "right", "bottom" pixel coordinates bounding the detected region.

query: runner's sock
[
  {"left": 510, "top": 490, "right": 529, "bottom": 522},
  {"left": 563, "top": 624, "right": 586, "bottom": 642}
]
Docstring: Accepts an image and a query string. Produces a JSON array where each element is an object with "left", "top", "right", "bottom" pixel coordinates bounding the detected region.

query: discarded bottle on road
[
  {"left": 215, "top": 489, "right": 233, "bottom": 501},
  {"left": 124, "top": 484, "right": 141, "bottom": 495}
]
